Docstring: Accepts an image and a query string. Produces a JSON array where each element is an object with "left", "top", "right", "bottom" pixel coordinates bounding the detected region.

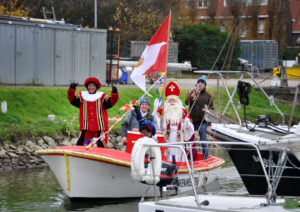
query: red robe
[
  {"left": 68, "top": 89, "right": 118, "bottom": 146},
  {"left": 157, "top": 107, "right": 198, "bottom": 161}
]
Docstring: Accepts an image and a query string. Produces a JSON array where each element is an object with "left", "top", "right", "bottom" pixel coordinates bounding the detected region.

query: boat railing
[
  {"left": 141, "top": 140, "right": 288, "bottom": 207},
  {"left": 194, "top": 70, "right": 286, "bottom": 125}
]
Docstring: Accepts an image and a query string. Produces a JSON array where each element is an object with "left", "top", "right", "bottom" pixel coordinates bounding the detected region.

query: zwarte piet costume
[{"left": 67, "top": 77, "right": 118, "bottom": 147}]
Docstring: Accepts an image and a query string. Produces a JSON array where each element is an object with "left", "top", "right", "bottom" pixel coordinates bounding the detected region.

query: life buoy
[{"left": 131, "top": 137, "right": 162, "bottom": 185}]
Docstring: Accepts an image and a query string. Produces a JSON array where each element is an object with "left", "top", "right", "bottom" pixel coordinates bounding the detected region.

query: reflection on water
[
  {"left": 0, "top": 168, "right": 65, "bottom": 212},
  {"left": 0, "top": 148, "right": 246, "bottom": 212},
  {"left": 63, "top": 199, "right": 139, "bottom": 212},
  {"left": 0, "top": 168, "right": 140, "bottom": 212}
]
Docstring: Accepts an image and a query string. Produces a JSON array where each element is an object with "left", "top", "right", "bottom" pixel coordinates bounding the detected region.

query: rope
[
  {"left": 187, "top": 18, "right": 240, "bottom": 118},
  {"left": 286, "top": 154, "right": 300, "bottom": 170},
  {"left": 258, "top": 73, "right": 274, "bottom": 84},
  {"left": 221, "top": 102, "right": 300, "bottom": 118}
]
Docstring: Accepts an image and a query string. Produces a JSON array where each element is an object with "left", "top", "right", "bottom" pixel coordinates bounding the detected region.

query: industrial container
[
  {"left": 240, "top": 40, "right": 278, "bottom": 71},
  {"left": 0, "top": 18, "right": 107, "bottom": 86},
  {"left": 130, "top": 41, "right": 178, "bottom": 63}
]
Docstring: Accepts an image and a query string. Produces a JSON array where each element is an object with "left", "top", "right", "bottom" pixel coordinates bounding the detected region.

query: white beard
[{"left": 164, "top": 99, "right": 183, "bottom": 126}]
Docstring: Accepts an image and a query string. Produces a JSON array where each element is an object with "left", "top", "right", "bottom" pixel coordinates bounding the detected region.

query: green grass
[
  {"left": 284, "top": 198, "right": 300, "bottom": 209},
  {"left": 0, "top": 86, "right": 299, "bottom": 142}
]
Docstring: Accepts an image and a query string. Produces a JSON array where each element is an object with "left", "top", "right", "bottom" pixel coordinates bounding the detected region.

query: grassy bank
[{"left": 0, "top": 86, "right": 299, "bottom": 142}]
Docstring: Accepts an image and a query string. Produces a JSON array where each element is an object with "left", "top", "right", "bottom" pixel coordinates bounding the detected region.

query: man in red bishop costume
[
  {"left": 67, "top": 77, "right": 118, "bottom": 147},
  {"left": 158, "top": 81, "right": 196, "bottom": 162}
]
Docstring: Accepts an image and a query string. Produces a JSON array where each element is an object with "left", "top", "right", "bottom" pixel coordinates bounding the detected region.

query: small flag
[{"left": 112, "top": 116, "right": 120, "bottom": 122}]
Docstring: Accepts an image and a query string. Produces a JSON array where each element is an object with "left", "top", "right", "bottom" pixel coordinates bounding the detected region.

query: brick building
[{"left": 183, "top": 0, "right": 299, "bottom": 46}]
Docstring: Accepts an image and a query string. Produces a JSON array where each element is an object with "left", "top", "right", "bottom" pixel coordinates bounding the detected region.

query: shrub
[{"left": 174, "top": 24, "right": 241, "bottom": 70}]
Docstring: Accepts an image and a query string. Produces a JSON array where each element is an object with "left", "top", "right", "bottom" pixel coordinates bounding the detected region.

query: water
[{"left": 0, "top": 151, "right": 246, "bottom": 212}]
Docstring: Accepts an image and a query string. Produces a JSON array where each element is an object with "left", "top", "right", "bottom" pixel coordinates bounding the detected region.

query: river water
[{"left": 0, "top": 152, "right": 246, "bottom": 212}]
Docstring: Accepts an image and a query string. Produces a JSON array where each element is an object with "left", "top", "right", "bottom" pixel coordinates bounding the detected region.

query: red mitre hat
[
  {"left": 165, "top": 81, "right": 180, "bottom": 98},
  {"left": 84, "top": 77, "right": 101, "bottom": 89}
]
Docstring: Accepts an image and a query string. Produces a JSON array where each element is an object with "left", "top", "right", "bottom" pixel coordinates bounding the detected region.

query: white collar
[{"left": 81, "top": 91, "right": 103, "bottom": 102}]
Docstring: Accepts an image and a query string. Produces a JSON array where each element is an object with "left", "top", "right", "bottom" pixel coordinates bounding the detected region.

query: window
[
  {"left": 248, "top": 0, "right": 268, "bottom": 5},
  {"left": 224, "top": 0, "right": 227, "bottom": 7},
  {"left": 258, "top": 20, "right": 264, "bottom": 33},
  {"left": 241, "top": 23, "right": 247, "bottom": 38},
  {"left": 197, "top": 0, "right": 209, "bottom": 8},
  {"left": 185, "top": 1, "right": 190, "bottom": 9},
  {"left": 260, "top": 0, "right": 268, "bottom": 5},
  {"left": 224, "top": 0, "right": 267, "bottom": 7}
]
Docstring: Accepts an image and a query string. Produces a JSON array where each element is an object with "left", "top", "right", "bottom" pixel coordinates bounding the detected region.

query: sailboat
[{"left": 196, "top": 70, "right": 300, "bottom": 197}]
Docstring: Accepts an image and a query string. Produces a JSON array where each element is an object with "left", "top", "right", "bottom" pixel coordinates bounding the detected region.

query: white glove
[
  {"left": 152, "top": 98, "right": 161, "bottom": 116},
  {"left": 100, "top": 133, "right": 106, "bottom": 141},
  {"left": 184, "top": 117, "right": 190, "bottom": 125}
]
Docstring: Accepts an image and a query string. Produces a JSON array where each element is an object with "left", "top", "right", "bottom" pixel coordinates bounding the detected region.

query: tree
[
  {"left": 247, "top": 0, "right": 260, "bottom": 39},
  {"left": 175, "top": 0, "right": 200, "bottom": 27},
  {"left": 273, "top": 0, "right": 291, "bottom": 51},
  {"left": 265, "top": 0, "right": 276, "bottom": 40},
  {"left": 227, "top": 0, "right": 246, "bottom": 20},
  {"left": 113, "top": 1, "right": 162, "bottom": 41},
  {"left": 0, "top": 0, "right": 28, "bottom": 17},
  {"left": 222, "top": 0, "right": 246, "bottom": 35},
  {"left": 174, "top": 24, "right": 241, "bottom": 70},
  {"left": 207, "top": 0, "right": 218, "bottom": 26}
]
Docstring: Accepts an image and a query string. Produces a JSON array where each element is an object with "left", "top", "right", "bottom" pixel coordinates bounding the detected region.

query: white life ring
[{"left": 131, "top": 137, "right": 162, "bottom": 185}]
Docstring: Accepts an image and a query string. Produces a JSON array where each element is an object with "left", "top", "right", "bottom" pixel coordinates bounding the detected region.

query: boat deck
[
  {"left": 210, "top": 123, "right": 297, "bottom": 144},
  {"left": 140, "top": 194, "right": 289, "bottom": 212}
]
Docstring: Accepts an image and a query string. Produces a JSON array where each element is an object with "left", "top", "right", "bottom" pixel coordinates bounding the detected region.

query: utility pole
[{"left": 94, "top": 0, "right": 97, "bottom": 28}]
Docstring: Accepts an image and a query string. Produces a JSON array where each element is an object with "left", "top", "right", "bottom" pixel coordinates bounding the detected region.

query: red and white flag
[{"left": 130, "top": 14, "right": 170, "bottom": 92}]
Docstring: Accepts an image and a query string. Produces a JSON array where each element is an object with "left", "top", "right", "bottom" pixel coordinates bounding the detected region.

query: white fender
[{"left": 131, "top": 137, "right": 162, "bottom": 185}]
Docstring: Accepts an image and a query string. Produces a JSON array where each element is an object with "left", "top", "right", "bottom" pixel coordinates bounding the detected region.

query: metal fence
[
  {"left": 0, "top": 19, "right": 107, "bottom": 86},
  {"left": 130, "top": 40, "right": 178, "bottom": 63}
]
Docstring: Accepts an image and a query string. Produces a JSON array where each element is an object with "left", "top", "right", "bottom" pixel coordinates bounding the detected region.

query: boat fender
[{"left": 131, "top": 137, "right": 162, "bottom": 185}]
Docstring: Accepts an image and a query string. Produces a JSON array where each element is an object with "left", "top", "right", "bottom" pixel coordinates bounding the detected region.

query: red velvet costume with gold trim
[{"left": 67, "top": 78, "right": 118, "bottom": 147}]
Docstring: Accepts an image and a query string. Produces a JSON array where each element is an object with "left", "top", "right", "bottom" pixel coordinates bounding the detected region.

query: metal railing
[{"left": 141, "top": 140, "right": 289, "bottom": 207}]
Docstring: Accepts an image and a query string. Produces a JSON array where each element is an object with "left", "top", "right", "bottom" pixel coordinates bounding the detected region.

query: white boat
[
  {"left": 35, "top": 131, "right": 224, "bottom": 200},
  {"left": 139, "top": 194, "right": 289, "bottom": 212},
  {"left": 194, "top": 70, "right": 300, "bottom": 197},
  {"left": 208, "top": 122, "right": 300, "bottom": 197},
  {"left": 136, "top": 141, "right": 295, "bottom": 212}
]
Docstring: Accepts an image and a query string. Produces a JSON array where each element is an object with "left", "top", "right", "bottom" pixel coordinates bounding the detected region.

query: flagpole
[{"left": 161, "top": 11, "right": 171, "bottom": 132}]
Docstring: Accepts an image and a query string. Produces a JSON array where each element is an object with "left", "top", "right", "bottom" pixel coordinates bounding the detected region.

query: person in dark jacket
[
  {"left": 121, "top": 97, "right": 155, "bottom": 144},
  {"left": 185, "top": 76, "right": 213, "bottom": 160}
]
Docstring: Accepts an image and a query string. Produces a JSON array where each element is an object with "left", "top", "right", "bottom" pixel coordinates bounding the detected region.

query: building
[
  {"left": 290, "top": 0, "right": 300, "bottom": 46},
  {"left": 183, "top": 0, "right": 299, "bottom": 46}
]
